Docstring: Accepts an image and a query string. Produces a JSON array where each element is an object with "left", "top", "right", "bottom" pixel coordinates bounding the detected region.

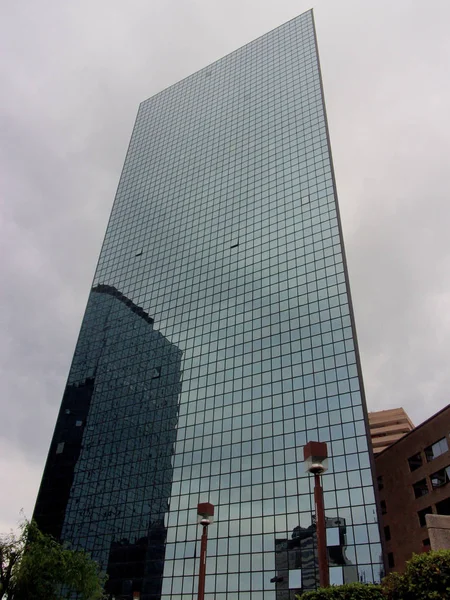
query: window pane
[
  {"left": 417, "top": 506, "right": 432, "bottom": 527},
  {"left": 436, "top": 497, "right": 450, "bottom": 515},
  {"left": 288, "top": 569, "right": 302, "bottom": 589},
  {"left": 430, "top": 466, "right": 450, "bottom": 489},
  {"left": 407, "top": 452, "right": 423, "bottom": 472},
  {"left": 413, "top": 479, "right": 428, "bottom": 498},
  {"left": 425, "top": 438, "right": 449, "bottom": 462}
]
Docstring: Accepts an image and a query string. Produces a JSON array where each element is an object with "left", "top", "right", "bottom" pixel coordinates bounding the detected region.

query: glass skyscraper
[{"left": 35, "top": 9, "right": 383, "bottom": 599}]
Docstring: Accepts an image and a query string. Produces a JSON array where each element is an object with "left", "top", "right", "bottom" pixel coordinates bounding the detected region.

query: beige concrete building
[
  {"left": 368, "top": 408, "right": 414, "bottom": 455},
  {"left": 426, "top": 513, "right": 450, "bottom": 551}
]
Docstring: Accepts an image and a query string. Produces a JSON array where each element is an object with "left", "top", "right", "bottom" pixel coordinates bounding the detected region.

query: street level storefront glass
[{"left": 34, "top": 9, "right": 382, "bottom": 599}]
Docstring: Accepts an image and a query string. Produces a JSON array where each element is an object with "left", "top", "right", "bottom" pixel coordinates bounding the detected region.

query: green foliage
[
  {"left": 297, "top": 582, "right": 384, "bottom": 599},
  {"left": 0, "top": 528, "right": 23, "bottom": 600},
  {"left": 383, "top": 550, "right": 450, "bottom": 600},
  {"left": 0, "top": 520, "right": 106, "bottom": 600},
  {"left": 295, "top": 551, "right": 450, "bottom": 600}
]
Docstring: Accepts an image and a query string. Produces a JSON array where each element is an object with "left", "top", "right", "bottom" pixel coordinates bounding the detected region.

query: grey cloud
[{"left": 1, "top": 0, "right": 450, "bottom": 529}]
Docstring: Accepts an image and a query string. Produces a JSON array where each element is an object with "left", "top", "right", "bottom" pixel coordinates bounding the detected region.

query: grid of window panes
[{"left": 45, "top": 8, "right": 382, "bottom": 599}]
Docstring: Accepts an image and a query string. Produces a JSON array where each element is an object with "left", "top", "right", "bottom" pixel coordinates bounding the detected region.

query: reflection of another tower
[
  {"left": 34, "top": 285, "right": 182, "bottom": 600},
  {"left": 106, "top": 519, "right": 167, "bottom": 599},
  {"left": 33, "top": 377, "right": 95, "bottom": 540},
  {"left": 274, "top": 517, "right": 357, "bottom": 598}
]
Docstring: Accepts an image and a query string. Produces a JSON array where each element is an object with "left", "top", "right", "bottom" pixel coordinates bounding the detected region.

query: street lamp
[
  {"left": 303, "top": 441, "right": 329, "bottom": 588},
  {"left": 196, "top": 502, "right": 214, "bottom": 600}
]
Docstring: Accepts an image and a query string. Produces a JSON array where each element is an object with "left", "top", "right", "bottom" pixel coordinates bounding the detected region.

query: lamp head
[
  {"left": 303, "top": 441, "right": 328, "bottom": 475},
  {"left": 197, "top": 502, "right": 214, "bottom": 525}
]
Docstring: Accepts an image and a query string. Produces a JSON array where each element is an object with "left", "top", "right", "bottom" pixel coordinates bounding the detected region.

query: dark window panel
[
  {"left": 418, "top": 506, "right": 433, "bottom": 527},
  {"left": 436, "top": 497, "right": 450, "bottom": 515},
  {"left": 413, "top": 479, "right": 429, "bottom": 499},
  {"left": 408, "top": 452, "right": 423, "bottom": 472}
]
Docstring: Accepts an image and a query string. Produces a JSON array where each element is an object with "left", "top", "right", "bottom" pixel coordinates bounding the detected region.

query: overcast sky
[{"left": 1, "top": 0, "right": 450, "bottom": 534}]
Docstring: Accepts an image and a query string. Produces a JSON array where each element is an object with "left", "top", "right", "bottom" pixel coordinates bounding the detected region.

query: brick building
[{"left": 375, "top": 404, "right": 450, "bottom": 572}]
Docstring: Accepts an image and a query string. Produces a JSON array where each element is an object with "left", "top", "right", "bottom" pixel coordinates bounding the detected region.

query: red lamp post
[
  {"left": 303, "top": 441, "right": 329, "bottom": 588},
  {"left": 196, "top": 502, "right": 214, "bottom": 600}
]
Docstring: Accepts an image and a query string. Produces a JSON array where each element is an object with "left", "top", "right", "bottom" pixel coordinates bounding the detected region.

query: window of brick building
[
  {"left": 413, "top": 478, "right": 429, "bottom": 498},
  {"left": 417, "top": 506, "right": 432, "bottom": 527},
  {"left": 430, "top": 465, "right": 450, "bottom": 489},
  {"left": 408, "top": 452, "right": 423, "bottom": 472},
  {"left": 436, "top": 497, "right": 450, "bottom": 515},
  {"left": 425, "top": 437, "right": 449, "bottom": 462}
]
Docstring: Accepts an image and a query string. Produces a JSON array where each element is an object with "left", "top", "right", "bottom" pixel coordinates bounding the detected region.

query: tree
[
  {"left": 0, "top": 527, "right": 22, "bottom": 600},
  {"left": 297, "top": 582, "right": 384, "bottom": 599},
  {"left": 383, "top": 549, "right": 450, "bottom": 600},
  {"left": 295, "top": 550, "right": 450, "bottom": 600},
  {"left": 0, "top": 520, "right": 106, "bottom": 600}
]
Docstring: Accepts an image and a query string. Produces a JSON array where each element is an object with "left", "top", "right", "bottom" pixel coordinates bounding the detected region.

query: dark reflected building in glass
[
  {"left": 273, "top": 517, "right": 359, "bottom": 599},
  {"left": 35, "top": 9, "right": 383, "bottom": 599},
  {"left": 34, "top": 284, "right": 182, "bottom": 599}
]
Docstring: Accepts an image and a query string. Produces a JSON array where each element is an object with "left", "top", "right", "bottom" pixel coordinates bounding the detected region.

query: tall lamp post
[
  {"left": 196, "top": 502, "right": 214, "bottom": 600},
  {"left": 303, "top": 441, "right": 329, "bottom": 588}
]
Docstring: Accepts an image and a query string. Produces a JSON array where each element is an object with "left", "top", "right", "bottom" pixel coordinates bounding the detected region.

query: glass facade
[{"left": 34, "top": 9, "right": 383, "bottom": 599}]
